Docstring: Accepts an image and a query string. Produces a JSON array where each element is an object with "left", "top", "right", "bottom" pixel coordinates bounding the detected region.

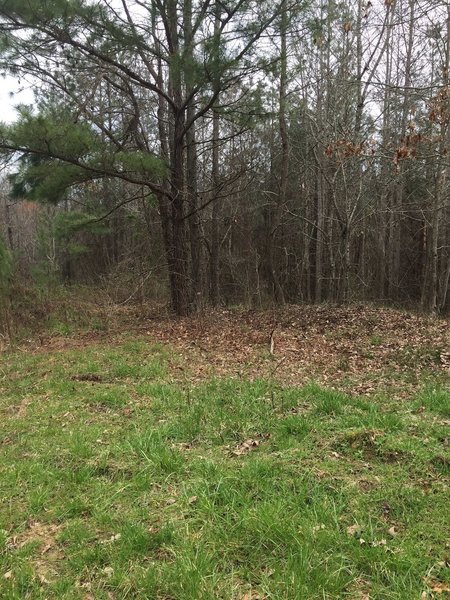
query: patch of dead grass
[{"left": 9, "top": 520, "right": 64, "bottom": 582}]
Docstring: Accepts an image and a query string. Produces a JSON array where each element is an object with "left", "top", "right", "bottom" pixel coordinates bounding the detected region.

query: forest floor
[{"left": 0, "top": 304, "right": 449, "bottom": 599}]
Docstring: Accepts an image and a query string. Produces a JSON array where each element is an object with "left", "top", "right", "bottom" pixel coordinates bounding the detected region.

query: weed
[{"left": 370, "top": 334, "right": 383, "bottom": 346}]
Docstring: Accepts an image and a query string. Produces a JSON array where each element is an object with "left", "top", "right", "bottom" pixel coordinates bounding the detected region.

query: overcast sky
[{"left": 0, "top": 76, "right": 34, "bottom": 123}]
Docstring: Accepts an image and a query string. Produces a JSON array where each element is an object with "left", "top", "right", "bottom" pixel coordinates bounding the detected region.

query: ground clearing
[{"left": 0, "top": 305, "right": 449, "bottom": 599}]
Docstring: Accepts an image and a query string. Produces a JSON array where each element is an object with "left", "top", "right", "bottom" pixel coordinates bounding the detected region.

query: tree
[
  {"left": 0, "top": 0, "right": 290, "bottom": 314},
  {"left": 1, "top": 0, "right": 449, "bottom": 315}
]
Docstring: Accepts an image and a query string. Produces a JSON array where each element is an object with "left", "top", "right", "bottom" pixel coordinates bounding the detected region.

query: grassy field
[{"left": 0, "top": 309, "right": 449, "bottom": 599}]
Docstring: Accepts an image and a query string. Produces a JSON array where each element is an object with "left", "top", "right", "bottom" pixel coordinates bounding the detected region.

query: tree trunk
[
  {"left": 209, "top": 1, "right": 221, "bottom": 306},
  {"left": 267, "top": 1, "right": 288, "bottom": 305},
  {"left": 184, "top": 0, "right": 205, "bottom": 311},
  {"left": 422, "top": 5, "right": 450, "bottom": 314},
  {"left": 167, "top": 0, "right": 191, "bottom": 315}
]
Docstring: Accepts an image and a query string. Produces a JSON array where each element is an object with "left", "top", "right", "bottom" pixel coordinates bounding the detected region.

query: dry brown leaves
[
  {"left": 241, "top": 592, "right": 267, "bottom": 600},
  {"left": 16, "top": 303, "right": 450, "bottom": 397},
  {"left": 139, "top": 305, "right": 449, "bottom": 396},
  {"left": 423, "top": 578, "right": 450, "bottom": 595},
  {"left": 229, "top": 434, "right": 270, "bottom": 457},
  {"left": 346, "top": 577, "right": 372, "bottom": 600}
]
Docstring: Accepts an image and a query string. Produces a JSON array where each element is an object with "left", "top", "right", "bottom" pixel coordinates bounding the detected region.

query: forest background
[{"left": 0, "top": 0, "right": 449, "bottom": 334}]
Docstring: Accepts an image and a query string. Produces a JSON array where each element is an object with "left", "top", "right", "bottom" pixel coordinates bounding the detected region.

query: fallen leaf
[
  {"left": 102, "top": 566, "right": 114, "bottom": 578},
  {"left": 387, "top": 526, "right": 398, "bottom": 537},
  {"left": 231, "top": 439, "right": 260, "bottom": 456},
  {"left": 165, "top": 498, "right": 177, "bottom": 506},
  {"left": 80, "top": 581, "right": 92, "bottom": 590},
  {"left": 347, "top": 524, "right": 363, "bottom": 537},
  {"left": 230, "top": 434, "right": 271, "bottom": 457},
  {"left": 371, "top": 539, "right": 387, "bottom": 547},
  {"left": 188, "top": 496, "right": 198, "bottom": 504},
  {"left": 41, "top": 543, "right": 52, "bottom": 554},
  {"left": 3, "top": 571, "right": 12, "bottom": 580},
  {"left": 100, "top": 533, "right": 121, "bottom": 544},
  {"left": 424, "top": 578, "right": 450, "bottom": 594}
]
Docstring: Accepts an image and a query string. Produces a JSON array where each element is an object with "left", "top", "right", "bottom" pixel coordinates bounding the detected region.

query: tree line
[{"left": 0, "top": 0, "right": 449, "bottom": 315}]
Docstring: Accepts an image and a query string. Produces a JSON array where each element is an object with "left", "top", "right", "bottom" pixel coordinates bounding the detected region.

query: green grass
[{"left": 0, "top": 340, "right": 449, "bottom": 599}]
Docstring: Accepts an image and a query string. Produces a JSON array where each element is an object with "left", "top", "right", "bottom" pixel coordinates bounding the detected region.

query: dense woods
[{"left": 0, "top": 0, "right": 449, "bottom": 317}]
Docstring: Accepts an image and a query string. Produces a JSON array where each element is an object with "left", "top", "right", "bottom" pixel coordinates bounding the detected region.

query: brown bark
[
  {"left": 167, "top": 0, "right": 191, "bottom": 316},
  {"left": 184, "top": 0, "right": 205, "bottom": 311},
  {"left": 422, "top": 5, "right": 450, "bottom": 314},
  {"left": 267, "top": 0, "right": 288, "bottom": 305},
  {"left": 209, "top": 1, "right": 221, "bottom": 306}
]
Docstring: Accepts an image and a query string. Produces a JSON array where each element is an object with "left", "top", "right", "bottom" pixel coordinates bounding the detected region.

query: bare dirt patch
[{"left": 8, "top": 520, "right": 64, "bottom": 582}]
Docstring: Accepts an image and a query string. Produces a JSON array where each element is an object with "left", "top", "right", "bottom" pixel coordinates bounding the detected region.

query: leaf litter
[{"left": 20, "top": 304, "right": 449, "bottom": 398}]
